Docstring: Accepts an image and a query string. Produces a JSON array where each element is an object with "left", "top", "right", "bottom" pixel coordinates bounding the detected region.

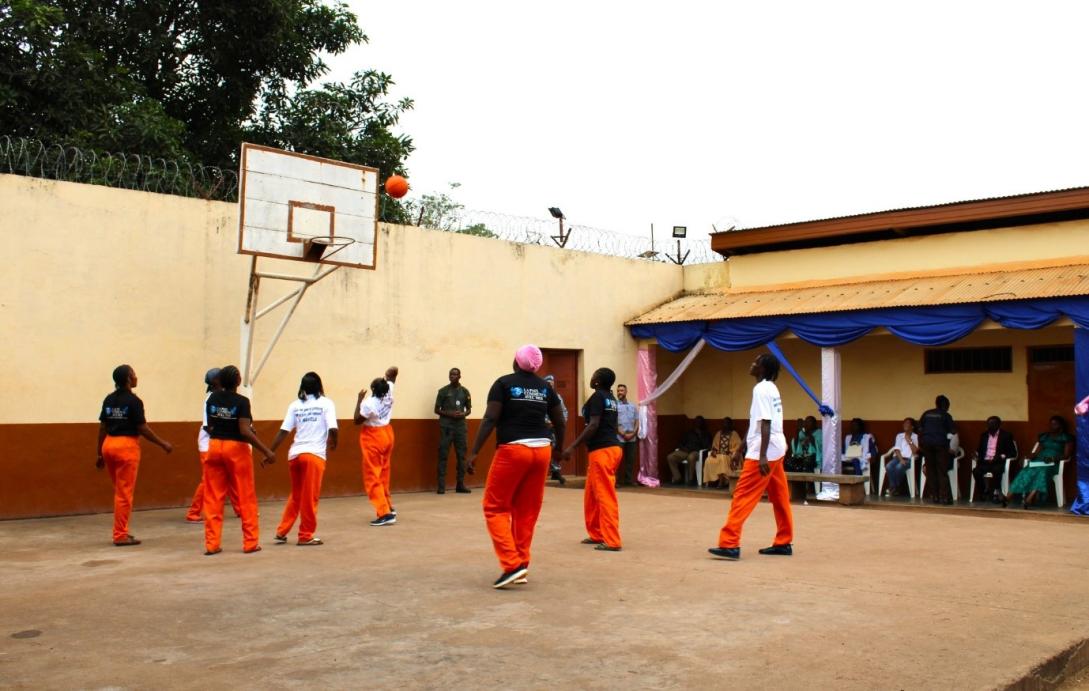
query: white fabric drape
[{"left": 638, "top": 339, "right": 706, "bottom": 408}]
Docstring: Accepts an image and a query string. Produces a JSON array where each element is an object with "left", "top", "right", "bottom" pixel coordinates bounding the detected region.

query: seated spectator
[
  {"left": 665, "top": 416, "right": 711, "bottom": 485},
  {"left": 971, "top": 416, "right": 1017, "bottom": 503},
  {"left": 787, "top": 416, "right": 822, "bottom": 473},
  {"left": 884, "top": 417, "right": 918, "bottom": 497},
  {"left": 702, "top": 417, "right": 742, "bottom": 488},
  {"left": 1002, "top": 416, "right": 1074, "bottom": 509},
  {"left": 842, "top": 417, "right": 877, "bottom": 476}
]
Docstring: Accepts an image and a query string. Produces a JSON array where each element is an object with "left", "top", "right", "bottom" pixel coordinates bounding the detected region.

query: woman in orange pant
[
  {"left": 202, "top": 365, "right": 274, "bottom": 555},
  {"left": 271, "top": 372, "right": 338, "bottom": 545},
  {"left": 467, "top": 345, "right": 567, "bottom": 589},
  {"left": 185, "top": 368, "right": 241, "bottom": 523},
  {"left": 562, "top": 367, "right": 623, "bottom": 551},
  {"left": 354, "top": 366, "right": 398, "bottom": 526},
  {"left": 709, "top": 353, "right": 794, "bottom": 561},
  {"left": 96, "top": 364, "right": 173, "bottom": 546}
]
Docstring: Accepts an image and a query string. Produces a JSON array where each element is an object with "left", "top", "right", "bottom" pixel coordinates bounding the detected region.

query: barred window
[
  {"left": 1029, "top": 345, "right": 1074, "bottom": 364},
  {"left": 924, "top": 347, "right": 1012, "bottom": 374}
]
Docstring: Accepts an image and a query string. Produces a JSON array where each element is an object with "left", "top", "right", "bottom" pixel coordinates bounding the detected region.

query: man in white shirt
[{"left": 709, "top": 353, "right": 794, "bottom": 560}]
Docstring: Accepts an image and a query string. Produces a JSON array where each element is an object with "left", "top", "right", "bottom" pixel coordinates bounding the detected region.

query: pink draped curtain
[{"left": 637, "top": 346, "right": 660, "bottom": 487}]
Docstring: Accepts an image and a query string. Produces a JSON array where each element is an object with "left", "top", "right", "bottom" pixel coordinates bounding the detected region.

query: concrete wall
[
  {"left": 0, "top": 174, "right": 682, "bottom": 518},
  {"left": 725, "top": 220, "right": 1089, "bottom": 290}
]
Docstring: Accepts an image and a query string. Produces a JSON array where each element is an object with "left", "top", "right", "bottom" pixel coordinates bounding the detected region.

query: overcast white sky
[{"left": 328, "top": 1, "right": 1089, "bottom": 240}]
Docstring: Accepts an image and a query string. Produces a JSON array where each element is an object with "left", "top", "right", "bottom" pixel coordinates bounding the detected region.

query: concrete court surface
[{"left": 1, "top": 487, "right": 1087, "bottom": 690}]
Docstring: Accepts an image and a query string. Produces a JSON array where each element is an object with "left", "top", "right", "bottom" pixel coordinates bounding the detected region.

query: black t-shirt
[
  {"left": 206, "top": 391, "right": 254, "bottom": 442},
  {"left": 582, "top": 389, "right": 621, "bottom": 451},
  {"left": 488, "top": 371, "right": 561, "bottom": 445},
  {"left": 918, "top": 408, "right": 953, "bottom": 446},
  {"left": 99, "top": 390, "right": 146, "bottom": 437}
]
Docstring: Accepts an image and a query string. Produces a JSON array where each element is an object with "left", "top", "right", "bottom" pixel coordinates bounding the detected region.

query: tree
[
  {"left": 397, "top": 183, "right": 497, "bottom": 237},
  {"left": 0, "top": 0, "right": 413, "bottom": 218},
  {"left": 457, "top": 223, "right": 497, "bottom": 239}
]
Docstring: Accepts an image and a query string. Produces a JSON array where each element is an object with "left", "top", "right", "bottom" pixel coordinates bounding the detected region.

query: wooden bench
[{"left": 724, "top": 471, "right": 868, "bottom": 506}]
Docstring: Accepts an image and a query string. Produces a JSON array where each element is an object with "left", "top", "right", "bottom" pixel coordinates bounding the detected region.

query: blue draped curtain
[
  {"left": 630, "top": 295, "right": 1089, "bottom": 514},
  {"left": 630, "top": 297, "right": 1089, "bottom": 352}
]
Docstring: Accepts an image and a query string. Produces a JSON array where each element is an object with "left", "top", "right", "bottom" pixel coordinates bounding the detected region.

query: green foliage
[
  {"left": 398, "top": 182, "right": 496, "bottom": 237},
  {"left": 457, "top": 223, "right": 497, "bottom": 238},
  {"left": 404, "top": 184, "right": 464, "bottom": 231},
  {"left": 0, "top": 0, "right": 413, "bottom": 218}
]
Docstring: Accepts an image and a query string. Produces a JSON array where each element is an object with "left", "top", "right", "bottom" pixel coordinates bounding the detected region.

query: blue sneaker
[
  {"left": 369, "top": 513, "right": 396, "bottom": 527},
  {"left": 708, "top": 547, "right": 740, "bottom": 560},
  {"left": 758, "top": 544, "right": 793, "bottom": 556},
  {"left": 493, "top": 566, "right": 528, "bottom": 589}
]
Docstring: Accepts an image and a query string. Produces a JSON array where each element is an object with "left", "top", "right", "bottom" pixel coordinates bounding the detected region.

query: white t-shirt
[
  {"left": 197, "top": 392, "right": 211, "bottom": 453},
  {"left": 281, "top": 395, "right": 338, "bottom": 460},
  {"left": 745, "top": 379, "right": 786, "bottom": 461},
  {"left": 359, "top": 382, "right": 395, "bottom": 427},
  {"left": 893, "top": 432, "right": 918, "bottom": 460}
]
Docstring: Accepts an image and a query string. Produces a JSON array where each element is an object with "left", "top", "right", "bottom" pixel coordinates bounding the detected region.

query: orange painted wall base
[{"left": 0, "top": 419, "right": 496, "bottom": 520}]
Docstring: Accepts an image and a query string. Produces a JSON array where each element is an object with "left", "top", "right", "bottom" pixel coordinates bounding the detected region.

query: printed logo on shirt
[
  {"left": 375, "top": 395, "right": 393, "bottom": 419},
  {"left": 210, "top": 406, "right": 238, "bottom": 419},
  {"left": 510, "top": 386, "right": 548, "bottom": 403},
  {"left": 294, "top": 406, "right": 325, "bottom": 424},
  {"left": 104, "top": 406, "right": 129, "bottom": 419},
  {"left": 604, "top": 398, "right": 618, "bottom": 412}
]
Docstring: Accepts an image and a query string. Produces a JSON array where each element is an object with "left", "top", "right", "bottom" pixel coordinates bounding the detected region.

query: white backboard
[{"left": 238, "top": 143, "right": 379, "bottom": 269}]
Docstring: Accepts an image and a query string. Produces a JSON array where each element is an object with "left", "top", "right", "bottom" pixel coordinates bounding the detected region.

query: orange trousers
[
  {"left": 186, "top": 451, "right": 241, "bottom": 520},
  {"left": 719, "top": 458, "right": 793, "bottom": 548},
  {"left": 585, "top": 446, "right": 623, "bottom": 548},
  {"left": 360, "top": 425, "right": 394, "bottom": 517},
  {"left": 483, "top": 444, "right": 551, "bottom": 572},
  {"left": 277, "top": 453, "right": 326, "bottom": 541},
  {"left": 203, "top": 439, "right": 260, "bottom": 552},
  {"left": 101, "top": 436, "right": 141, "bottom": 543}
]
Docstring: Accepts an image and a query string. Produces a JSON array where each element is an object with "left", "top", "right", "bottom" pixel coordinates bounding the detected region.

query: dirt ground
[{"left": 2, "top": 486, "right": 1087, "bottom": 690}]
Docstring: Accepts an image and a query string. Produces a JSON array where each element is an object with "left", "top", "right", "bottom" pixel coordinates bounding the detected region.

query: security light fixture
[
  {"left": 548, "top": 207, "right": 570, "bottom": 247},
  {"left": 672, "top": 225, "right": 687, "bottom": 239}
]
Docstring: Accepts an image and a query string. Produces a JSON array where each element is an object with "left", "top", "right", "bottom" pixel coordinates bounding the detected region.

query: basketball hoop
[
  {"left": 302, "top": 235, "right": 356, "bottom": 262},
  {"left": 236, "top": 143, "right": 380, "bottom": 394}
]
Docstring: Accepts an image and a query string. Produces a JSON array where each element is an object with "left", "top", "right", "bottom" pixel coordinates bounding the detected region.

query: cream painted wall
[
  {"left": 726, "top": 220, "right": 1089, "bottom": 289},
  {"left": 0, "top": 175, "right": 683, "bottom": 424},
  {"left": 661, "top": 326, "right": 1073, "bottom": 422},
  {"left": 681, "top": 260, "right": 730, "bottom": 293}
]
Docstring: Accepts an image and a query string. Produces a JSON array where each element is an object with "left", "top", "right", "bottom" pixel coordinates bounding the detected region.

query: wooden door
[
  {"left": 1026, "top": 346, "right": 1076, "bottom": 502},
  {"left": 539, "top": 349, "right": 586, "bottom": 476}
]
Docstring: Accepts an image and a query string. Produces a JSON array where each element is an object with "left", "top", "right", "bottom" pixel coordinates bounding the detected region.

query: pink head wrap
[{"left": 514, "top": 344, "right": 543, "bottom": 373}]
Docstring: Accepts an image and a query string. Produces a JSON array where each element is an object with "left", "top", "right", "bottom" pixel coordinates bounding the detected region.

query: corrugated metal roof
[
  {"left": 732, "top": 186, "right": 1089, "bottom": 232},
  {"left": 627, "top": 264, "right": 1089, "bottom": 325}
]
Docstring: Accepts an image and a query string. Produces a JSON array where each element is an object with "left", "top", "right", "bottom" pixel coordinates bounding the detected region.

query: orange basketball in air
[{"left": 385, "top": 175, "right": 409, "bottom": 199}]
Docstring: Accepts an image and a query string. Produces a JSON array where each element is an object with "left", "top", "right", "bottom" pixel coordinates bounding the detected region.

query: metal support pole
[
  {"left": 246, "top": 262, "right": 339, "bottom": 388},
  {"left": 240, "top": 256, "right": 260, "bottom": 388},
  {"left": 818, "top": 346, "right": 843, "bottom": 500}
]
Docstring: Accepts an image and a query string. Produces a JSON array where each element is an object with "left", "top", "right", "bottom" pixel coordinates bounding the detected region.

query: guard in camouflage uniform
[{"left": 435, "top": 367, "right": 472, "bottom": 494}]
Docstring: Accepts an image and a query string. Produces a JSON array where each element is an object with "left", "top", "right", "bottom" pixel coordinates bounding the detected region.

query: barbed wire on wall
[
  {"left": 0, "top": 136, "right": 238, "bottom": 202},
  {"left": 401, "top": 207, "right": 721, "bottom": 265},
  {"left": 2, "top": 135, "right": 720, "bottom": 264}
]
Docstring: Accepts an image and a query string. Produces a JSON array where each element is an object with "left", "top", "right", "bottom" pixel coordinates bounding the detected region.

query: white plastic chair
[
  {"left": 1055, "top": 460, "right": 1068, "bottom": 507},
  {"left": 695, "top": 450, "right": 707, "bottom": 488},
  {"left": 920, "top": 447, "right": 963, "bottom": 501},
  {"left": 878, "top": 448, "right": 916, "bottom": 498},
  {"left": 969, "top": 440, "right": 1019, "bottom": 503},
  {"left": 1015, "top": 452, "right": 1071, "bottom": 508}
]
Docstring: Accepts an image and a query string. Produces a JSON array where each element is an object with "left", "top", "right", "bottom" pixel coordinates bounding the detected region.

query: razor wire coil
[
  {"left": 2, "top": 136, "right": 719, "bottom": 264},
  {"left": 0, "top": 136, "right": 238, "bottom": 201}
]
